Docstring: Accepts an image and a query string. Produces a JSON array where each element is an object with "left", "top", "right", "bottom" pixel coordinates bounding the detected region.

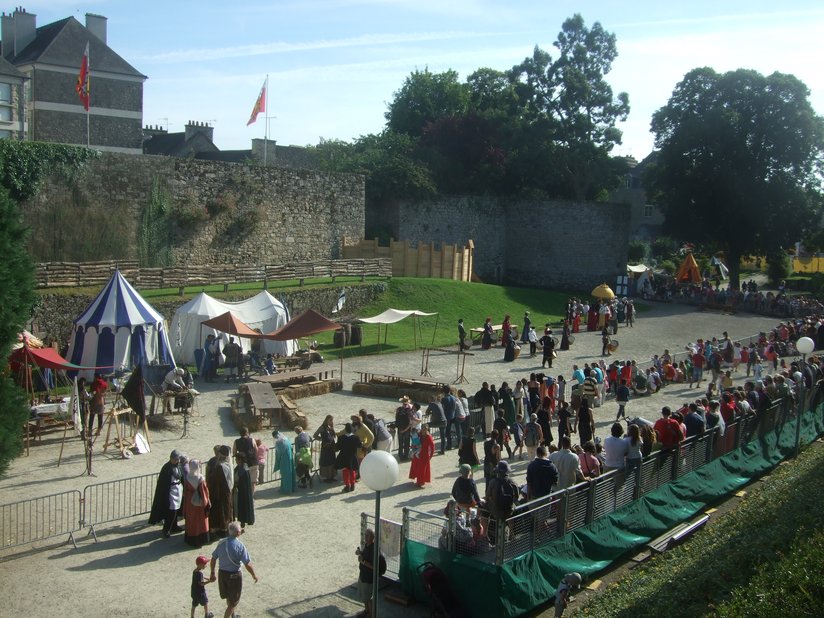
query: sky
[{"left": 21, "top": 1, "right": 824, "bottom": 159}]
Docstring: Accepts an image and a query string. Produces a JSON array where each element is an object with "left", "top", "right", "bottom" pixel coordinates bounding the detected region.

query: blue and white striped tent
[{"left": 66, "top": 270, "right": 175, "bottom": 379}]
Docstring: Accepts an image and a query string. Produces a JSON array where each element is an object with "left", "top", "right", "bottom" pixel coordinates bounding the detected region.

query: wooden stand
[{"left": 102, "top": 407, "right": 151, "bottom": 454}]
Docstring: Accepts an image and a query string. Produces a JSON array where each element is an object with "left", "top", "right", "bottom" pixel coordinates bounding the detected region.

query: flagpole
[
  {"left": 264, "top": 74, "right": 269, "bottom": 165},
  {"left": 86, "top": 45, "right": 90, "bottom": 148}
]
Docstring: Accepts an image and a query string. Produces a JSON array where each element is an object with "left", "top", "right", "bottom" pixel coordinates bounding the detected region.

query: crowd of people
[{"left": 145, "top": 301, "right": 823, "bottom": 617}]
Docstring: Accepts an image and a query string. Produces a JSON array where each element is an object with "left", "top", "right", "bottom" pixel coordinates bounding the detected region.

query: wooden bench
[
  {"left": 648, "top": 515, "right": 709, "bottom": 554},
  {"left": 251, "top": 367, "right": 337, "bottom": 388}
]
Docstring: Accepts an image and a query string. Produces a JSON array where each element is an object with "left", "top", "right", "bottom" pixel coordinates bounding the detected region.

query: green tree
[
  {"left": 648, "top": 68, "right": 824, "bottom": 289},
  {"left": 0, "top": 187, "right": 36, "bottom": 474},
  {"left": 627, "top": 240, "right": 647, "bottom": 263},
  {"left": 509, "top": 15, "right": 630, "bottom": 200},
  {"left": 314, "top": 132, "right": 436, "bottom": 206},
  {"left": 385, "top": 68, "right": 468, "bottom": 138}
]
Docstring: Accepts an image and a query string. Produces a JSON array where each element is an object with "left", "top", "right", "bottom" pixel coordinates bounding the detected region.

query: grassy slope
[
  {"left": 573, "top": 442, "right": 824, "bottom": 617},
  {"left": 315, "top": 278, "right": 573, "bottom": 359}
]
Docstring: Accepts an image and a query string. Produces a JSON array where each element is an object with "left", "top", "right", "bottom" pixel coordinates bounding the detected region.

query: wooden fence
[
  {"left": 341, "top": 238, "right": 474, "bottom": 281},
  {"left": 35, "top": 258, "right": 393, "bottom": 290}
]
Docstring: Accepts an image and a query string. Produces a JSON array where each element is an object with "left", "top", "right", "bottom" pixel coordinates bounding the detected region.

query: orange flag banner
[
  {"left": 247, "top": 80, "right": 266, "bottom": 126},
  {"left": 76, "top": 42, "right": 90, "bottom": 111}
]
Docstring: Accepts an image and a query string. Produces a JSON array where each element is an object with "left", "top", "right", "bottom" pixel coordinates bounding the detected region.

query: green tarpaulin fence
[{"left": 400, "top": 399, "right": 824, "bottom": 617}]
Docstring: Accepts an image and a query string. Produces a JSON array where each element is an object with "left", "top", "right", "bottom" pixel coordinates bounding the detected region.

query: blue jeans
[{"left": 452, "top": 418, "right": 464, "bottom": 447}]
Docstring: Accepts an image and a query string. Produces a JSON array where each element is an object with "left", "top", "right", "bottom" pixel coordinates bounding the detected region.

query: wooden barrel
[
  {"left": 333, "top": 329, "right": 346, "bottom": 348},
  {"left": 350, "top": 325, "right": 363, "bottom": 345}
]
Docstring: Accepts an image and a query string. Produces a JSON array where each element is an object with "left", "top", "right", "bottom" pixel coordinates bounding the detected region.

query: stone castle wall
[
  {"left": 386, "top": 197, "right": 630, "bottom": 290},
  {"left": 22, "top": 152, "right": 365, "bottom": 265}
]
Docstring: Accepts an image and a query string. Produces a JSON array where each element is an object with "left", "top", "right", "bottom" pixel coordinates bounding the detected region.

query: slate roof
[
  {"left": 4, "top": 16, "right": 145, "bottom": 78},
  {"left": 0, "top": 54, "right": 25, "bottom": 79}
]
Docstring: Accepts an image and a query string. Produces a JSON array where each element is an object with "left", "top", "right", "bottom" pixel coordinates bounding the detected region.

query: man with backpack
[
  {"left": 653, "top": 406, "right": 685, "bottom": 450},
  {"left": 526, "top": 446, "right": 559, "bottom": 500},
  {"left": 485, "top": 460, "right": 520, "bottom": 524},
  {"left": 523, "top": 413, "right": 544, "bottom": 460}
]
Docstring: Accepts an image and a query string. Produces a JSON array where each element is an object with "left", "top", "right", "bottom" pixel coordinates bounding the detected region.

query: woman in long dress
[
  {"left": 560, "top": 320, "right": 571, "bottom": 351},
  {"left": 183, "top": 459, "right": 211, "bottom": 548},
  {"left": 206, "top": 445, "right": 233, "bottom": 538},
  {"left": 481, "top": 317, "right": 494, "bottom": 350},
  {"left": 313, "top": 415, "right": 337, "bottom": 482},
  {"left": 409, "top": 424, "right": 435, "bottom": 488},
  {"left": 233, "top": 453, "right": 255, "bottom": 528},
  {"left": 273, "top": 429, "right": 296, "bottom": 494}
]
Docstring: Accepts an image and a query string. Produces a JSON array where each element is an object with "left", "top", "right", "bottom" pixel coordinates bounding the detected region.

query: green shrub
[
  {"left": 660, "top": 259, "right": 676, "bottom": 274},
  {"left": 627, "top": 240, "right": 647, "bottom": 263}
]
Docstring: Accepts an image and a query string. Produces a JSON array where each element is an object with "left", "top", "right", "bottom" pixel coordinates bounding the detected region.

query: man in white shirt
[{"left": 549, "top": 436, "right": 588, "bottom": 489}]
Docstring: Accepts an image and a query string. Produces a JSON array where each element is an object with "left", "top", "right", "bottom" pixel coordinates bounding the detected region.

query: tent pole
[
  {"left": 431, "top": 314, "right": 439, "bottom": 346},
  {"left": 413, "top": 315, "right": 417, "bottom": 350}
]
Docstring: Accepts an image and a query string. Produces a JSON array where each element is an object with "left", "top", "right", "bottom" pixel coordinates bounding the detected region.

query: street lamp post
[
  {"left": 360, "top": 450, "right": 400, "bottom": 618},
  {"left": 795, "top": 336, "right": 815, "bottom": 455}
]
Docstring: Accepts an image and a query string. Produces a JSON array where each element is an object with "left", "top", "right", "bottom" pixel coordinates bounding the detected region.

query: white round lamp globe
[{"left": 360, "top": 450, "right": 400, "bottom": 491}]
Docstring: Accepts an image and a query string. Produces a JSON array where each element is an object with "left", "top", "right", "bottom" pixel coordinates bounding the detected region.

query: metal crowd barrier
[
  {"left": 82, "top": 473, "right": 158, "bottom": 539},
  {"left": 405, "top": 394, "right": 814, "bottom": 566},
  {"left": 0, "top": 490, "right": 82, "bottom": 549}
]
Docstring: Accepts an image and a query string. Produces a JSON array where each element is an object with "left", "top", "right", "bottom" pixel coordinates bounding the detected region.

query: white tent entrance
[
  {"left": 359, "top": 308, "right": 439, "bottom": 352},
  {"left": 170, "top": 291, "right": 296, "bottom": 365}
]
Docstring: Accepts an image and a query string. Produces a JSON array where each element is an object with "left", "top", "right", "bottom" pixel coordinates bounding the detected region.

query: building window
[
  {"left": 643, "top": 205, "right": 653, "bottom": 218},
  {"left": 0, "top": 130, "right": 11, "bottom": 138},
  {"left": 0, "top": 83, "right": 10, "bottom": 103}
]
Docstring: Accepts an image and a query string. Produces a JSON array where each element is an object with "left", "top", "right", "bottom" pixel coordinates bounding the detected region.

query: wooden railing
[{"left": 34, "top": 258, "right": 393, "bottom": 290}]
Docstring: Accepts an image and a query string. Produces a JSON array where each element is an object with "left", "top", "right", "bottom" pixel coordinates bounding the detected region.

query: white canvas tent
[
  {"left": 66, "top": 270, "right": 176, "bottom": 380},
  {"left": 170, "top": 291, "right": 297, "bottom": 364}
]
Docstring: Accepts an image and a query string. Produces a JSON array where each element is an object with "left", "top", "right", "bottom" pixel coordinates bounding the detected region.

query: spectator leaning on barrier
[
  {"left": 526, "top": 446, "right": 559, "bottom": 500},
  {"left": 654, "top": 406, "right": 686, "bottom": 449}
]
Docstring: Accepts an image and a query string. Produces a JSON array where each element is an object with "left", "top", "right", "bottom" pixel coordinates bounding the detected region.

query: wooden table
[
  {"left": 251, "top": 367, "right": 337, "bottom": 388},
  {"left": 357, "top": 371, "right": 449, "bottom": 391},
  {"left": 245, "top": 383, "right": 281, "bottom": 426},
  {"left": 469, "top": 324, "right": 518, "bottom": 344}
]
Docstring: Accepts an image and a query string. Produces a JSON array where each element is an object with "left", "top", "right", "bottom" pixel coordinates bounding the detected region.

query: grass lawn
[
  {"left": 315, "top": 278, "right": 575, "bottom": 360},
  {"left": 573, "top": 441, "right": 824, "bottom": 617}
]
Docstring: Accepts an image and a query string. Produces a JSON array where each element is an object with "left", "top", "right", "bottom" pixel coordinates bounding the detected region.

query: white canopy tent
[
  {"left": 170, "top": 291, "right": 297, "bottom": 364},
  {"left": 359, "top": 308, "right": 439, "bottom": 350}
]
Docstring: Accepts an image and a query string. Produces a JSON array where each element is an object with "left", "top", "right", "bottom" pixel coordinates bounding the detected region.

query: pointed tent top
[
  {"left": 74, "top": 270, "right": 165, "bottom": 329},
  {"left": 267, "top": 309, "right": 340, "bottom": 341},
  {"left": 201, "top": 311, "right": 270, "bottom": 338}
]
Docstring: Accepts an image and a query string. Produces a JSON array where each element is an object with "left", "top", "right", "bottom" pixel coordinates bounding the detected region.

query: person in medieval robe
[
  {"left": 272, "top": 429, "right": 296, "bottom": 495},
  {"left": 183, "top": 459, "right": 211, "bottom": 548},
  {"left": 149, "top": 449, "right": 184, "bottom": 537},
  {"left": 233, "top": 452, "right": 255, "bottom": 528},
  {"left": 207, "top": 445, "right": 233, "bottom": 538}
]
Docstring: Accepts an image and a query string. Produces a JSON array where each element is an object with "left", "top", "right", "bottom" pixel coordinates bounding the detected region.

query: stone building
[
  {"left": 609, "top": 154, "right": 665, "bottom": 241},
  {"left": 0, "top": 8, "right": 145, "bottom": 152},
  {"left": 143, "top": 121, "right": 221, "bottom": 158},
  {"left": 0, "top": 53, "right": 25, "bottom": 139}
]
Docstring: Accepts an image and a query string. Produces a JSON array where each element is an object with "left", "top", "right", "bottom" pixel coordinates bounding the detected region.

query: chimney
[
  {"left": 85, "top": 13, "right": 107, "bottom": 44},
  {"left": 12, "top": 7, "right": 36, "bottom": 57},
  {"left": 184, "top": 121, "right": 214, "bottom": 143},
  {"left": 1, "top": 13, "right": 14, "bottom": 60}
]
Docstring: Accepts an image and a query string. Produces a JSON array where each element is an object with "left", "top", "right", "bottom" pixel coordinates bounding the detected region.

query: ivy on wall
[
  {"left": 0, "top": 141, "right": 99, "bottom": 201},
  {"left": 138, "top": 177, "right": 174, "bottom": 267}
]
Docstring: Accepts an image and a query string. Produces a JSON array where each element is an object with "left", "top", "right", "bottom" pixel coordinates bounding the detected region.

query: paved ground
[{"left": 0, "top": 302, "right": 784, "bottom": 618}]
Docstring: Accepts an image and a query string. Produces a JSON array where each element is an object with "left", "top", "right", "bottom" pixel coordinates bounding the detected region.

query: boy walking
[{"left": 191, "top": 555, "right": 214, "bottom": 618}]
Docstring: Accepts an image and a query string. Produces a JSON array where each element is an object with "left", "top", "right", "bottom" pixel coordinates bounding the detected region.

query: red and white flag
[
  {"left": 247, "top": 80, "right": 266, "bottom": 126},
  {"left": 76, "top": 42, "right": 90, "bottom": 111}
]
